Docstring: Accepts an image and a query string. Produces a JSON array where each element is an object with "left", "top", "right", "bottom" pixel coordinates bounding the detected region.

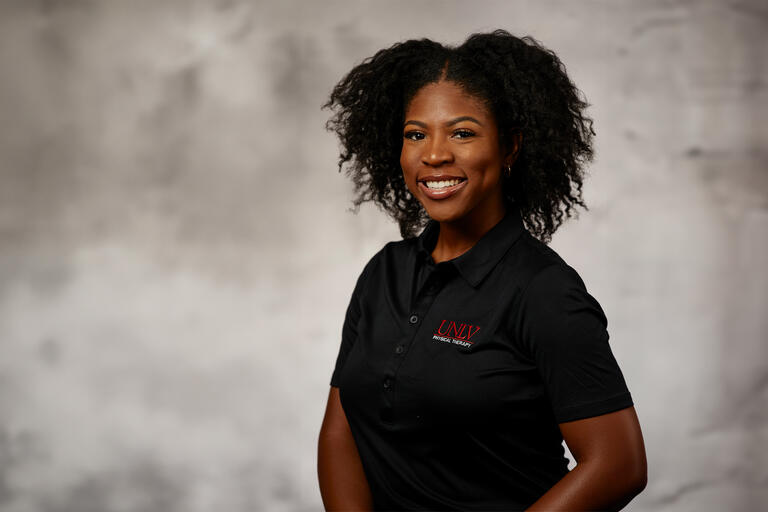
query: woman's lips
[{"left": 418, "top": 179, "right": 467, "bottom": 200}]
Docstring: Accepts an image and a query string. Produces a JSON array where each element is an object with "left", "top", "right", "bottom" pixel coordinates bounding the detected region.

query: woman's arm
[
  {"left": 527, "top": 406, "right": 647, "bottom": 511},
  {"left": 318, "top": 386, "right": 373, "bottom": 511}
]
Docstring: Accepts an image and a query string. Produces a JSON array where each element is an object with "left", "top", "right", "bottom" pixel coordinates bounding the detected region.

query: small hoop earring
[{"left": 503, "top": 164, "right": 513, "bottom": 178}]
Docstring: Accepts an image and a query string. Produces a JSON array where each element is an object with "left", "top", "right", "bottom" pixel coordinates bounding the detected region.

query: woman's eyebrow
[
  {"left": 447, "top": 116, "right": 483, "bottom": 126},
  {"left": 404, "top": 120, "right": 427, "bottom": 128},
  {"left": 403, "top": 116, "right": 484, "bottom": 128}
]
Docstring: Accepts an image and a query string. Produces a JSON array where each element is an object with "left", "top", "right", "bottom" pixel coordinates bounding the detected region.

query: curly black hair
[{"left": 323, "top": 29, "right": 595, "bottom": 242}]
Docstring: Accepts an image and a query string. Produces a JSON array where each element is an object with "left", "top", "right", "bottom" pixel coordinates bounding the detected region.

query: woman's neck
[{"left": 431, "top": 205, "right": 507, "bottom": 264}]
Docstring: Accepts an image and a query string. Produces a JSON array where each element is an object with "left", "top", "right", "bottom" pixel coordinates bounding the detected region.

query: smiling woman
[
  {"left": 318, "top": 30, "right": 647, "bottom": 511},
  {"left": 400, "top": 80, "right": 516, "bottom": 259}
]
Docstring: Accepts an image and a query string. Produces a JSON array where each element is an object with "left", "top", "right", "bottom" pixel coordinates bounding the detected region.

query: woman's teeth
[{"left": 425, "top": 179, "right": 461, "bottom": 189}]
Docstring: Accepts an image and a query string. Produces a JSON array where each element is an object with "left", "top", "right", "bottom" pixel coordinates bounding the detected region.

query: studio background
[{"left": 0, "top": 0, "right": 766, "bottom": 510}]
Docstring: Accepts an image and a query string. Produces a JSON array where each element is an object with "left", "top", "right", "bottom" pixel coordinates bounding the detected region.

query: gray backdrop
[{"left": 1, "top": 0, "right": 766, "bottom": 510}]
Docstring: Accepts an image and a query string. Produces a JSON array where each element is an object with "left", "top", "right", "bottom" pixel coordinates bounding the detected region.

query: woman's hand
[
  {"left": 527, "top": 406, "right": 647, "bottom": 511},
  {"left": 318, "top": 386, "right": 374, "bottom": 511}
]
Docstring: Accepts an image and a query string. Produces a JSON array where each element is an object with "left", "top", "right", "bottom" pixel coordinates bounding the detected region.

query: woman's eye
[
  {"left": 453, "top": 129, "right": 475, "bottom": 139},
  {"left": 404, "top": 131, "right": 425, "bottom": 141}
]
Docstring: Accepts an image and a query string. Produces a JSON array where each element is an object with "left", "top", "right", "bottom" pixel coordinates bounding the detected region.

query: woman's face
[{"left": 400, "top": 80, "right": 511, "bottom": 227}]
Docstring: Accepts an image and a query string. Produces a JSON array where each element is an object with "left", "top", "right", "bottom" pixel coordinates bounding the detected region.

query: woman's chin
[{"left": 422, "top": 207, "right": 467, "bottom": 224}]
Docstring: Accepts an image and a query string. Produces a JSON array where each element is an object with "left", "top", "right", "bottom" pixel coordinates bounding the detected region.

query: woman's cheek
[
  {"left": 400, "top": 155, "right": 417, "bottom": 194},
  {"left": 403, "top": 174, "right": 419, "bottom": 199}
]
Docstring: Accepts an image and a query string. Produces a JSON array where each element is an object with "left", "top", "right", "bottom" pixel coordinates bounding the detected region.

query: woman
[{"left": 318, "top": 30, "right": 647, "bottom": 511}]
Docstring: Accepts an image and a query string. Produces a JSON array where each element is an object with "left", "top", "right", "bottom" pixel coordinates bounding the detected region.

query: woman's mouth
[{"left": 418, "top": 178, "right": 467, "bottom": 200}]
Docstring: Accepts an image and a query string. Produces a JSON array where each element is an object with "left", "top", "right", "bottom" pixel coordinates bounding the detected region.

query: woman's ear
[{"left": 505, "top": 131, "right": 522, "bottom": 167}]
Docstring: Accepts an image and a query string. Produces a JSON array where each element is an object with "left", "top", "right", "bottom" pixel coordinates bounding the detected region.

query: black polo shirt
[{"left": 330, "top": 206, "right": 633, "bottom": 511}]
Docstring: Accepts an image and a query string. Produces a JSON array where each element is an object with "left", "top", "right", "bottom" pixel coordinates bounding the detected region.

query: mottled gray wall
[{"left": 0, "top": 0, "right": 765, "bottom": 510}]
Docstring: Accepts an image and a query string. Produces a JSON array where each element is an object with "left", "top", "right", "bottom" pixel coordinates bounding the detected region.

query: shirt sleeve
[
  {"left": 330, "top": 258, "right": 373, "bottom": 387},
  {"left": 517, "top": 263, "right": 634, "bottom": 423}
]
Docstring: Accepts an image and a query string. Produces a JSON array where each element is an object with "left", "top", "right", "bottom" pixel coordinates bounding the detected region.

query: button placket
[{"left": 384, "top": 265, "right": 449, "bottom": 424}]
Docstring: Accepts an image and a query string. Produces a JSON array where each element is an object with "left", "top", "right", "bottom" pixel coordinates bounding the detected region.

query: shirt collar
[{"left": 415, "top": 205, "right": 526, "bottom": 288}]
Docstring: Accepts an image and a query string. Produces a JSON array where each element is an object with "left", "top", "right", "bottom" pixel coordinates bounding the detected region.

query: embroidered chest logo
[{"left": 432, "top": 319, "right": 481, "bottom": 348}]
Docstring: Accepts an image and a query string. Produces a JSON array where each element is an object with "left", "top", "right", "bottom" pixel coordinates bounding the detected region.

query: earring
[{"left": 503, "top": 164, "right": 513, "bottom": 178}]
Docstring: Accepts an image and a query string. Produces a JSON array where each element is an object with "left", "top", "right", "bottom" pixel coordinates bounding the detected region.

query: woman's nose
[{"left": 422, "top": 137, "right": 454, "bottom": 167}]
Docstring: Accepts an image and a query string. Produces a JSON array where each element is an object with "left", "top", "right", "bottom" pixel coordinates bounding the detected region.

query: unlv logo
[{"left": 432, "top": 319, "right": 481, "bottom": 348}]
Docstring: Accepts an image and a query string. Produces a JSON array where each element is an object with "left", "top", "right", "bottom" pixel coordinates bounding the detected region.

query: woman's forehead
[{"left": 405, "top": 81, "right": 493, "bottom": 121}]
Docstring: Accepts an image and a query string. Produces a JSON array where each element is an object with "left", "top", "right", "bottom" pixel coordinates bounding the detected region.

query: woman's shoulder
[
  {"left": 505, "top": 230, "right": 590, "bottom": 295},
  {"left": 369, "top": 235, "right": 420, "bottom": 263},
  {"left": 508, "top": 229, "right": 568, "bottom": 272},
  {"left": 351, "top": 236, "right": 419, "bottom": 281}
]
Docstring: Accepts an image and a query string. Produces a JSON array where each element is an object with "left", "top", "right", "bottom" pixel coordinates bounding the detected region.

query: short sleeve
[
  {"left": 329, "top": 259, "right": 373, "bottom": 387},
  {"left": 517, "top": 263, "right": 633, "bottom": 423}
]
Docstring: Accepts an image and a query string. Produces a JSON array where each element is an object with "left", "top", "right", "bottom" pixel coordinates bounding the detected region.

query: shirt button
[
  {"left": 395, "top": 345, "right": 405, "bottom": 355},
  {"left": 409, "top": 314, "right": 419, "bottom": 324},
  {"left": 383, "top": 377, "right": 392, "bottom": 390}
]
